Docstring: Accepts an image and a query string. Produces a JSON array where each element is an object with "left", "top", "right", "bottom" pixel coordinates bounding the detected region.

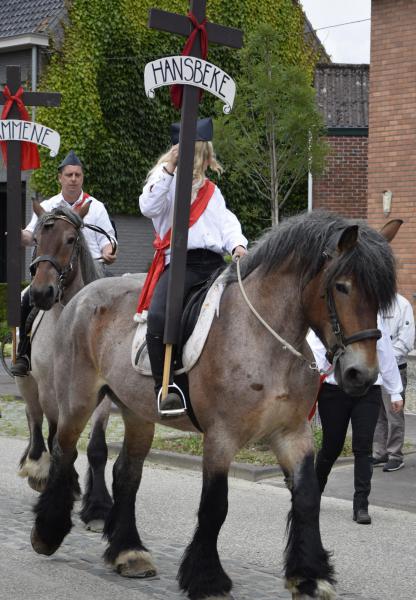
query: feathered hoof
[
  {"left": 111, "top": 550, "right": 157, "bottom": 578},
  {"left": 30, "top": 526, "right": 60, "bottom": 556},
  {"left": 27, "top": 476, "right": 47, "bottom": 493},
  {"left": 18, "top": 452, "right": 50, "bottom": 492},
  {"left": 84, "top": 519, "right": 105, "bottom": 533},
  {"left": 287, "top": 578, "right": 336, "bottom": 600}
]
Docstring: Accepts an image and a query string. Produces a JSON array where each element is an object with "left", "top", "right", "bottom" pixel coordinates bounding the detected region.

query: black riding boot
[
  {"left": 146, "top": 333, "right": 186, "bottom": 416},
  {"left": 10, "top": 292, "right": 32, "bottom": 377}
]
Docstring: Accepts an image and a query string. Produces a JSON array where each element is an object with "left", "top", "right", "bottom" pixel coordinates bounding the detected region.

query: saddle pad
[{"left": 131, "top": 270, "right": 228, "bottom": 376}]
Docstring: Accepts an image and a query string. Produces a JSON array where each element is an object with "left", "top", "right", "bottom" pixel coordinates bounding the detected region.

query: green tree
[{"left": 216, "top": 24, "right": 327, "bottom": 226}]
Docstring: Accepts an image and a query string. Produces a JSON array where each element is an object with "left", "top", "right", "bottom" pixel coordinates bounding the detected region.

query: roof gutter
[{"left": 0, "top": 33, "right": 49, "bottom": 51}]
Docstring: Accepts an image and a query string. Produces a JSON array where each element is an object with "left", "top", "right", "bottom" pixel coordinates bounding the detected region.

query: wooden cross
[
  {"left": 0, "top": 65, "right": 60, "bottom": 326},
  {"left": 149, "top": 1, "right": 243, "bottom": 348}
]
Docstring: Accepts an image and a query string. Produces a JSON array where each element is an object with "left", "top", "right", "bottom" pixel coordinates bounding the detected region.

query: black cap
[
  {"left": 170, "top": 117, "right": 213, "bottom": 145},
  {"left": 58, "top": 150, "right": 83, "bottom": 171}
]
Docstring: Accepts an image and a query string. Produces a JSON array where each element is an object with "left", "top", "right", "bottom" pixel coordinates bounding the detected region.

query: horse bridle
[
  {"left": 29, "top": 214, "right": 116, "bottom": 300},
  {"left": 29, "top": 215, "right": 81, "bottom": 291},
  {"left": 323, "top": 248, "right": 382, "bottom": 367}
]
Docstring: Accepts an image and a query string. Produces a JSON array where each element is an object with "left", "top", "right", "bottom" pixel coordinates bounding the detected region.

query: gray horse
[
  {"left": 17, "top": 202, "right": 113, "bottom": 531},
  {"left": 31, "top": 211, "right": 400, "bottom": 600}
]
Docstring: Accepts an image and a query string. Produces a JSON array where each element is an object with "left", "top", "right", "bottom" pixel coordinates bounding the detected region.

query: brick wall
[
  {"left": 368, "top": 0, "right": 416, "bottom": 303},
  {"left": 313, "top": 135, "right": 368, "bottom": 218}
]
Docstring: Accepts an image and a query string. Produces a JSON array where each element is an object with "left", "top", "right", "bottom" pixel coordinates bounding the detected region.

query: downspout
[
  {"left": 308, "top": 171, "right": 313, "bottom": 212},
  {"left": 308, "top": 130, "right": 313, "bottom": 212},
  {"left": 31, "top": 45, "right": 37, "bottom": 120}
]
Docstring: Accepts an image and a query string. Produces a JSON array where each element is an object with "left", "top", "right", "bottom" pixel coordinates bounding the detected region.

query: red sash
[
  {"left": 308, "top": 373, "right": 327, "bottom": 421},
  {"left": 136, "top": 180, "right": 215, "bottom": 315}
]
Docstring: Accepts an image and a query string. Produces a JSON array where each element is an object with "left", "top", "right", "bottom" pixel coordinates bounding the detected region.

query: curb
[{"left": 108, "top": 443, "right": 282, "bottom": 483}]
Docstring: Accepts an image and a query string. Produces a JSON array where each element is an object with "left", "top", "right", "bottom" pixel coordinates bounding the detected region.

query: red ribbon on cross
[
  {"left": 1, "top": 85, "right": 41, "bottom": 170},
  {"left": 170, "top": 11, "right": 208, "bottom": 110}
]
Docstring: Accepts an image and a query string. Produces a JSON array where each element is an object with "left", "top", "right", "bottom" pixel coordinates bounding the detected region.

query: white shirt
[
  {"left": 307, "top": 319, "right": 403, "bottom": 402},
  {"left": 139, "top": 165, "right": 248, "bottom": 264},
  {"left": 382, "top": 294, "right": 415, "bottom": 365},
  {"left": 25, "top": 192, "right": 116, "bottom": 260}
]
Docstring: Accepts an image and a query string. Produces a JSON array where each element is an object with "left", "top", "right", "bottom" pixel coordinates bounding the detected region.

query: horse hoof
[
  {"left": 28, "top": 476, "right": 47, "bottom": 493},
  {"left": 113, "top": 550, "right": 157, "bottom": 578},
  {"left": 30, "top": 526, "right": 60, "bottom": 556},
  {"left": 287, "top": 578, "right": 336, "bottom": 600},
  {"left": 85, "top": 519, "right": 105, "bottom": 533}
]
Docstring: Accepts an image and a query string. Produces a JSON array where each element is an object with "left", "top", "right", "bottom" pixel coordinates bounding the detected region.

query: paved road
[{"left": 1, "top": 436, "right": 416, "bottom": 600}]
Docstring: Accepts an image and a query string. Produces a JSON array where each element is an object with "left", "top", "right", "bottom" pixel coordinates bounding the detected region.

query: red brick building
[
  {"left": 367, "top": 0, "right": 416, "bottom": 302},
  {"left": 313, "top": 64, "right": 369, "bottom": 219}
]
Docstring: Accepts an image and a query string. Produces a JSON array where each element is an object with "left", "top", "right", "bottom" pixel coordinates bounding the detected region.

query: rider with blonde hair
[{"left": 137, "top": 118, "right": 247, "bottom": 415}]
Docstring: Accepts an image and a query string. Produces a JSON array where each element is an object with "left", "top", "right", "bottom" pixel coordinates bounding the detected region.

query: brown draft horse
[
  {"left": 30, "top": 211, "right": 400, "bottom": 599},
  {"left": 17, "top": 202, "right": 113, "bottom": 530}
]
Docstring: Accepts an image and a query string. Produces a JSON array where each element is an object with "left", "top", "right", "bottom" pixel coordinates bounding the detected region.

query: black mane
[
  {"left": 34, "top": 203, "right": 102, "bottom": 284},
  {"left": 228, "top": 210, "right": 396, "bottom": 313}
]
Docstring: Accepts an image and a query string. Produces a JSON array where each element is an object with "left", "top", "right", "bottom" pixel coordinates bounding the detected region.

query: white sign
[
  {"left": 0, "top": 119, "right": 60, "bottom": 157},
  {"left": 144, "top": 56, "right": 236, "bottom": 114}
]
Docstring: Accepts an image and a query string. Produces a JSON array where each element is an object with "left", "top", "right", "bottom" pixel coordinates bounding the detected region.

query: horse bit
[
  {"left": 29, "top": 214, "right": 116, "bottom": 302},
  {"left": 235, "top": 251, "right": 381, "bottom": 375}
]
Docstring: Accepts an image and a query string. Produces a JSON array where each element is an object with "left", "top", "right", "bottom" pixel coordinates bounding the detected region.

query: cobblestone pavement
[{"left": 0, "top": 489, "right": 374, "bottom": 600}]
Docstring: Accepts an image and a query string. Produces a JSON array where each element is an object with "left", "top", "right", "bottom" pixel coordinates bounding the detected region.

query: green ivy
[{"left": 32, "top": 0, "right": 320, "bottom": 237}]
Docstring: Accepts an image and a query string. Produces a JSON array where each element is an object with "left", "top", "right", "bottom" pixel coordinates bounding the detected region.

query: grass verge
[{"left": 0, "top": 396, "right": 357, "bottom": 466}]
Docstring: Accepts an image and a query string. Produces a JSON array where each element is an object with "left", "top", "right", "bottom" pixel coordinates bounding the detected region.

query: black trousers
[
  {"left": 147, "top": 249, "right": 225, "bottom": 337},
  {"left": 316, "top": 383, "right": 382, "bottom": 510}
]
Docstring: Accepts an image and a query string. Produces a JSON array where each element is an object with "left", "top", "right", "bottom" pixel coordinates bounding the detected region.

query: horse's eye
[
  {"left": 67, "top": 237, "right": 76, "bottom": 245},
  {"left": 335, "top": 282, "right": 349, "bottom": 295}
]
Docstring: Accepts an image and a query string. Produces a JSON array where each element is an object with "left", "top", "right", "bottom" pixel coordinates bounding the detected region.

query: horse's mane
[
  {"left": 227, "top": 210, "right": 396, "bottom": 313},
  {"left": 34, "top": 204, "right": 102, "bottom": 284}
]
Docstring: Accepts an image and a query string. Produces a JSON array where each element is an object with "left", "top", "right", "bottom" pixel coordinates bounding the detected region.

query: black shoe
[
  {"left": 383, "top": 459, "right": 404, "bottom": 472},
  {"left": 353, "top": 508, "right": 372, "bottom": 525},
  {"left": 10, "top": 355, "right": 30, "bottom": 377},
  {"left": 371, "top": 455, "right": 388, "bottom": 467},
  {"left": 158, "top": 385, "right": 187, "bottom": 418}
]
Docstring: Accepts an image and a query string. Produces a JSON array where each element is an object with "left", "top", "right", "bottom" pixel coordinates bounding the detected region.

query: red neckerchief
[
  {"left": 71, "top": 192, "right": 90, "bottom": 213},
  {"left": 136, "top": 179, "right": 215, "bottom": 314}
]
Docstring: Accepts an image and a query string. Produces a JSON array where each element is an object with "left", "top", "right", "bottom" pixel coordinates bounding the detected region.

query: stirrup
[{"left": 157, "top": 383, "right": 187, "bottom": 417}]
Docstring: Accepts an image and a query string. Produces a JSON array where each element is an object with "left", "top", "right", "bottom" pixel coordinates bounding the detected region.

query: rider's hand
[
  {"left": 232, "top": 245, "right": 247, "bottom": 262},
  {"left": 165, "top": 144, "right": 179, "bottom": 174},
  {"left": 101, "top": 243, "right": 117, "bottom": 264}
]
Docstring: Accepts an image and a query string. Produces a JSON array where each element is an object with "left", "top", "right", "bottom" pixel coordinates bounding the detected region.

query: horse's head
[
  {"left": 29, "top": 200, "right": 90, "bottom": 310},
  {"left": 303, "top": 219, "right": 402, "bottom": 396}
]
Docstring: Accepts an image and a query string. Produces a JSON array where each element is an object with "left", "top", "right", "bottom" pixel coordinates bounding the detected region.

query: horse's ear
[
  {"left": 337, "top": 225, "right": 358, "bottom": 253},
  {"left": 379, "top": 219, "right": 403, "bottom": 242},
  {"left": 32, "top": 199, "right": 45, "bottom": 217},
  {"left": 76, "top": 200, "right": 91, "bottom": 220}
]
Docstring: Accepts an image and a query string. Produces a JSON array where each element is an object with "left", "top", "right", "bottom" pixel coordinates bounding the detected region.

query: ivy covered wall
[{"left": 33, "top": 0, "right": 318, "bottom": 237}]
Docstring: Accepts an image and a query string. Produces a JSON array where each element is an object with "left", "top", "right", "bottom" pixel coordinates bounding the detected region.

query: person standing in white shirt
[
  {"left": 11, "top": 150, "right": 117, "bottom": 377},
  {"left": 307, "top": 319, "right": 403, "bottom": 525},
  {"left": 137, "top": 118, "right": 247, "bottom": 416},
  {"left": 372, "top": 294, "right": 415, "bottom": 471}
]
